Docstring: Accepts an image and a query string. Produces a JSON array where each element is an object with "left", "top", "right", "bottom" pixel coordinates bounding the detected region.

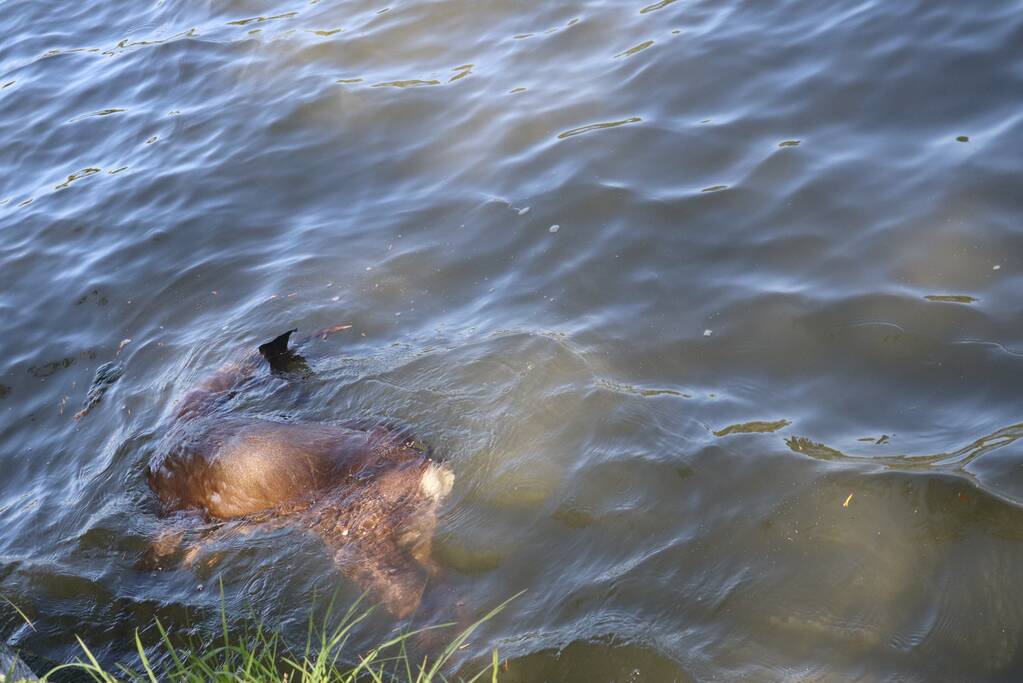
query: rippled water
[{"left": 2, "top": 0, "right": 1023, "bottom": 679}]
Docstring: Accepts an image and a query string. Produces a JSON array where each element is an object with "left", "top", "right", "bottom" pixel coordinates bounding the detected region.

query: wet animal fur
[{"left": 145, "top": 328, "right": 454, "bottom": 618}]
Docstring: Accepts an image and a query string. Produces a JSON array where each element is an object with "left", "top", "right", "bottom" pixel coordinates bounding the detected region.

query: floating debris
[
  {"left": 714, "top": 419, "right": 791, "bottom": 437},
  {"left": 55, "top": 167, "right": 101, "bottom": 190},
  {"left": 74, "top": 361, "right": 125, "bottom": 420},
  {"left": 924, "top": 294, "right": 977, "bottom": 304},
  {"left": 449, "top": 64, "right": 474, "bottom": 82},
  {"left": 315, "top": 324, "right": 352, "bottom": 339},
  {"left": 548, "top": 224, "right": 560, "bottom": 233},
  {"left": 843, "top": 493, "right": 854, "bottom": 508},
  {"left": 227, "top": 11, "right": 297, "bottom": 26},
  {"left": 640, "top": 0, "right": 677, "bottom": 13},
  {"left": 67, "top": 108, "right": 125, "bottom": 123},
  {"left": 372, "top": 79, "right": 440, "bottom": 88},
  {"left": 615, "top": 40, "right": 654, "bottom": 58},
  {"left": 785, "top": 436, "right": 844, "bottom": 460},
  {"left": 558, "top": 117, "right": 641, "bottom": 139}
]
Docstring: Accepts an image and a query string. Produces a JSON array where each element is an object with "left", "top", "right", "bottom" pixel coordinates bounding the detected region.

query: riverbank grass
[{"left": 16, "top": 591, "right": 515, "bottom": 682}]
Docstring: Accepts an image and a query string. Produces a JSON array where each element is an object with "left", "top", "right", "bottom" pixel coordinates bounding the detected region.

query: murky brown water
[{"left": 2, "top": 0, "right": 1023, "bottom": 680}]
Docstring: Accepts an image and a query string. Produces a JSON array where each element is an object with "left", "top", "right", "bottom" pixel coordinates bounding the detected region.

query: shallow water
[{"left": 2, "top": 0, "right": 1023, "bottom": 679}]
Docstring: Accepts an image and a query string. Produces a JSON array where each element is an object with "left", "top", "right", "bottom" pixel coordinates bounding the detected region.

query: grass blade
[{"left": 134, "top": 628, "right": 159, "bottom": 683}]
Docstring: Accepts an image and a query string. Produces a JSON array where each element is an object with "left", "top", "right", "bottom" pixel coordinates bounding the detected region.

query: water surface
[{"left": 2, "top": 0, "right": 1023, "bottom": 680}]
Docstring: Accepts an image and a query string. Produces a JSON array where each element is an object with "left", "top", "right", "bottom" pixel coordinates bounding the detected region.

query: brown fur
[{"left": 145, "top": 331, "right": 453, "bottom": 618}]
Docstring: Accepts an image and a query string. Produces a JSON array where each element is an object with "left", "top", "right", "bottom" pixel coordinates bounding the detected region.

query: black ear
[{"left": 258, "top": 329, "right": 298, "bottom": 371}]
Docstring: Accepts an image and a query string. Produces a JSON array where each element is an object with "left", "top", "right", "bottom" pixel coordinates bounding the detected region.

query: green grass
[{"left": 5, "top": 590, "right": 519, "bottom": 683}]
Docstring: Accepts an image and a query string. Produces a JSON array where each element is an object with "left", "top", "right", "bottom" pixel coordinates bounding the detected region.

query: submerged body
[{"left": 145, "top": 329, "right": 454, "bottom": 618}]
